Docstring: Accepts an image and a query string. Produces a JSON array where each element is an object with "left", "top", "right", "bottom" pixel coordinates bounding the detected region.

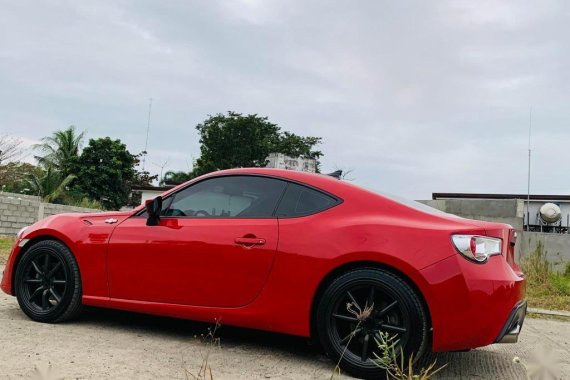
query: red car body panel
[
  {"left": 0, "top": 168, "right": 525, "bottom": 352},
  {"left": 107, "top": 217, "right": 279, "bottom": 307}
]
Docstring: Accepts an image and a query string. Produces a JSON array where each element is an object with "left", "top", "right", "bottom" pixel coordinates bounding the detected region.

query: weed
[
  {"left": 522, "top": 241, "right": 570, "bottom": 310},
  {"left": 329, "top": 301, "right": 374, "bottom": 379},
  {"left": 330, "top": 302, "right": 446, "bottom": 380},
  {"left": 372, "top": 332, "right": 446, "bottom": 380},
  {"left": 564, "top": 262, "right": 570, "bottom": 278},
  {"left": 521, "top": 241, "right": 550, "bottom": 287},
  {"left": 184, "top": 320, "right": 221, "bottom": 380},
  {"left": 549, "top": 273, "right": 570, "bottom": 296}
]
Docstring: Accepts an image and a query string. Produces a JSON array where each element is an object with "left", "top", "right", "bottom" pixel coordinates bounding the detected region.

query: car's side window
[
  {"left": 276, "top": 183, "right": 338, "bottom": 217},
  {"left": 163, "top": 176, "right": 287, "bottom": 218}
]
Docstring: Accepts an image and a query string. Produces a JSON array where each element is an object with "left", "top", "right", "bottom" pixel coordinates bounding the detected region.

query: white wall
[{"left": 140, "top": 190, "right": 164, "bottom": 205}]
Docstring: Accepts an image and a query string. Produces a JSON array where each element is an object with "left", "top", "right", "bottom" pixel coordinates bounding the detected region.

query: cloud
[{"left": 1, "top": 0, "right": 568, "bottom": 198}]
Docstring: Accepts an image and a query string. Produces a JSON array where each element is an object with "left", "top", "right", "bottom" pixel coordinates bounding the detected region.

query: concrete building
[
  {"left": 131, "top": 185, "right": 174, "bottom": 205},
  {"left": 430, "top": 193, "right": 570, "bottom": 233},
  {"left": 265, "top": 153, "right": 316, "bottom": 173}
]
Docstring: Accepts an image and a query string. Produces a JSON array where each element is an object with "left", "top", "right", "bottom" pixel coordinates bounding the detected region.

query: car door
[{"left": 107, "top": 175, "right": 287, "bottom": 308}]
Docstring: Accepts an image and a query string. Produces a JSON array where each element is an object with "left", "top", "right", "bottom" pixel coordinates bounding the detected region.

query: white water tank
[{"left": 539, "top": 203, "right": 562, "bottom": 223}]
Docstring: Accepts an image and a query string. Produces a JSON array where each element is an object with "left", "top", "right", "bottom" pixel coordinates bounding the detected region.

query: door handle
[{"left": 235, "top": 237, "right": 266, "bottom": 248}]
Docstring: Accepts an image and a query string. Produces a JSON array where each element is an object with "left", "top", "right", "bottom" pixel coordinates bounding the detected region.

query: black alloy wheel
[
  {"left": 15, "top": 240, "right": 83, "bottom": 323},
  {"left": 317, "top": 268, "right": 428, "bottom": 379}
]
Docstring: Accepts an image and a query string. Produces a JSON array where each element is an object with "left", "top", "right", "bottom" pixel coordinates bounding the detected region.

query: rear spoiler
[{"left": 326, "top": 170, "right": 343, "bottom": 180}]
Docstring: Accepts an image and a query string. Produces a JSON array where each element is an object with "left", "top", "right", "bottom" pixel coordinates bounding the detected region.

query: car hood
[
  {"left": 74, "top": 211, "right": 134, "bottom": 226},
  {"left": 19, "top": 210, "right": 135, "bottom": 243}
]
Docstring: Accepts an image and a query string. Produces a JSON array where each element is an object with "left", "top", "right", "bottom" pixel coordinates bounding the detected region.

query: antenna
[
  {"left": 526, "top": 107, "right": 532, "bottom": 230},
  {"left": 142, "top": 98, "right": 153, "bottom": 171},
  {"left": 152, "top": 159, "right": 169, "bottom": 185}
]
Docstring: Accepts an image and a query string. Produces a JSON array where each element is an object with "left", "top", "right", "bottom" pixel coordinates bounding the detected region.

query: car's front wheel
[
  {"left": 15, "top": 240, "right": 83, "bottom": 323},
  {"left": 316, "top": 268, "right": 428, "bottom": 379}
]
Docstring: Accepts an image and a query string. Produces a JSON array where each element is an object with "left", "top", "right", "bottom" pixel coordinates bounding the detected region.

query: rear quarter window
[{"left": 276, "top": 183, "right": 338, "bottom": 217}]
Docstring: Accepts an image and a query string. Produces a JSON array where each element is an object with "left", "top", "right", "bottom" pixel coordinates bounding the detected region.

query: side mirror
[{"left": 145, "top": 196, "right": 162, "bottom": 226}]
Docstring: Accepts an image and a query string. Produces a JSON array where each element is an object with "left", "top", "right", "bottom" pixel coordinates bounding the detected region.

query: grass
[
  {"left": 0, "top": 236, "right": 15, "bottom": 265},
  {"left": 521, "top": 241, "right": 570, "bottom": 312},
  {"left": 372, "top": 332, "right": 446, "bottom": 380}
]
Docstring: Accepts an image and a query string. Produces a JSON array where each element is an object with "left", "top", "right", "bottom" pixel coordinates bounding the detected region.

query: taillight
[{"left": 451, "top": 235, "right": 502, "bottom": 263}]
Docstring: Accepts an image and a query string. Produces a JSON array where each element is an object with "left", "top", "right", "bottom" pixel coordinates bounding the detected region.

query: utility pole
[
  {"left": 526, "top": 107, "right": 532, "bottom": 230},
  {"left": 142, "top": 98, "right": 153, "bottom": 171}
]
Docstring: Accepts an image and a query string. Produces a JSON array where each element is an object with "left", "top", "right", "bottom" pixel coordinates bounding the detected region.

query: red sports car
[{"left": 1, "top": 168, "right": 526, "bottom": 379}]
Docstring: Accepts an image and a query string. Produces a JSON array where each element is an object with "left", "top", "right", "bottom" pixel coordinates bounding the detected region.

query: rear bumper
[
  {"left": 420, "top": 253, "right": 526, "bottom": 352},
  {"left": 495, "top": 300, "right": 527, "bottom": 344}
]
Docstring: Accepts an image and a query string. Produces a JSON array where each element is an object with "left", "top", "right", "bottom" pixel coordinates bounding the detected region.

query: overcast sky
[{"left": 1, "top": 0, "right": 568, "bottom": 199}]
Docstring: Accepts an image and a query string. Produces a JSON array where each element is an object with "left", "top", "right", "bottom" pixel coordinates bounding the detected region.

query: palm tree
[
  {"left": 28, "top": 167, "right": 75, "bottom": 203},
  {"left": 34, "top": 126, "right": 85, "bottom": 176}
]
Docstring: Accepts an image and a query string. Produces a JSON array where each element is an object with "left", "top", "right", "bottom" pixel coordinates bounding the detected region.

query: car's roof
[
  {"left": 209, "top": 168, "right": 465, "bottom": 221},
  {"left": 206, "top": 167, "right": 352, "bottom": 195},
  {"left": 134, "top": 168, "right": 355, "bottom": 214},
  {"left": 144, "top": 168, "right": 470, "bottom": 224},
  {"left": 213, "top": 167, "right": 338, "bottom": 182}
]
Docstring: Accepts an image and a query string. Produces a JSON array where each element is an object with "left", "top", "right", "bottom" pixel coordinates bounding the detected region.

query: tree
[
  {"left": 131, "top": 152, "right": 159, "bottom": 187},
  {"left": 0, "top": 162, "right": 42, "bottom": 193},
  {"left": 161, "top": 170, "right": 195, "bottom": 185},
  {"left": 0, "top": 135, "right": 24, "bottom": 164},
  {"left": 194, "top": 111, "right": 323, "bottom": 175},
  {"left": 75, "top": 137, "right": 137, "bottom": 210},
  {"left": 34, "top": 126, "right": 85, "bottom": 176},
  {"left": 272, "top": 131, "right": 322, "bottom": 161},
  {"left": 194, "top": 112, "right": 280, "bottom": 174},
  {"left": 28, "top": 167, "right": 75, "bottom": 202}
]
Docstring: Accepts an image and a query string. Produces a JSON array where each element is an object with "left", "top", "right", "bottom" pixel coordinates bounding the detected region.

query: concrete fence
[
  {"left": 421, "top": 199, "right": 524, "bottom": 230},
  {"left": 0, "top": 192, "right": 100, "bottom": 235},
  {"left": 420, "top": 198, "right": 570, "bottom": 272},
  {"left": 517, "top": 231, "right": 570, "bottom": 273}
]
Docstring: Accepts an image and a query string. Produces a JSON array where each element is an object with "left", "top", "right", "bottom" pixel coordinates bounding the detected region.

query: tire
[
  {"left": 316, "top": 268, "right": 428, "bottom": 379},
  {"left": 14, "top": 240, "right": 83, "bottom": 323}
]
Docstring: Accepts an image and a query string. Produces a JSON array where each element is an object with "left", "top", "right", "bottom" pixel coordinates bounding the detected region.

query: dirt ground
[{"left": 1, "top": 266, "right": 568, "bottom": 379}]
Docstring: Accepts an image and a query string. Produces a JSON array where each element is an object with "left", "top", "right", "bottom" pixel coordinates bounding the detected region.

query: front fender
[{"left": 1, "top": 213, "right": 125, "bottom": 298}]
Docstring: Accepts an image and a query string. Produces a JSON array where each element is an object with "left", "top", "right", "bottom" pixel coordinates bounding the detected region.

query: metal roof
[{"left": 432, "top": 193, "right": 570, "bottom": 201}]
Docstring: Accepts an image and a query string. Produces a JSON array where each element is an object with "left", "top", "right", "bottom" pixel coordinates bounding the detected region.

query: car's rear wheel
[
  {"left": 316, "top": 268, "right": 428, "bottom": 379},
  {"left": 15, "top": 240, "right": 82, "bottom": 323}
]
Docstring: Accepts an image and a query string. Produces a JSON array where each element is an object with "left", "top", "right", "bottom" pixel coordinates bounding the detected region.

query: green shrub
[
  {"left": 549, "top": 274, "right": 570, "bottom": 296},
  {"left": 564, "top": 263, "right": 570, "bottom": 278},
  {"left": 522, "top": 241, "right": 570, "bottom": 297},
  {"left": 521, "top": 241, "right": 550, "bottom": 287},
  {"left": 70, "top": 197, "right": 104, "bottom": 210}
]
